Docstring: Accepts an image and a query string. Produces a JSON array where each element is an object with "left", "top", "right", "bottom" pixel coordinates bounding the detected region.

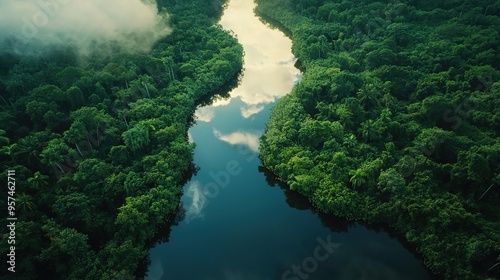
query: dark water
[{"left": 146, "top": 0, "right": 432, "bottom": 279}]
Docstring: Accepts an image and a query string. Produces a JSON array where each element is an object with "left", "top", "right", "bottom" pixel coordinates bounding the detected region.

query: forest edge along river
[{"left": 146, "top": 0, "right": 433, "bottom": 279}]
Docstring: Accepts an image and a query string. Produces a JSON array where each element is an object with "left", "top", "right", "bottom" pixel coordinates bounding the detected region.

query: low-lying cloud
[{"left": 0, "top": 0, "right": 171, "bottom": 56}]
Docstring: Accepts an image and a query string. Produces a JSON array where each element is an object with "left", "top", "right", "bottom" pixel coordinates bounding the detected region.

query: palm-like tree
[
  {"left": 357, "top": 84, "right": 381, "bottom": 109},
  {"left": 316, "top": 35, "right": 329, "bottom": 58},
  {"left": 349, "top": 169, "right": 367, "bottom": 190},
  {"left": 336, "top": 105, "right": 354, "bottom": 129},
  {"left": 16, "top": 137, "right": 42, "bottom": 165},
  {"left": 40, "top": 139, "right": 68, "bottom": 174},
  {"left": 1, "top": 144, "right": 17, "bottom": 162},
  {"left": 151, "top": 57, "right": 175, "bottom": 81},
  {"left": 359, "top": 120, "right": 380, "bottom": 143},
  {"left": 342, "top": 134, "right": 357, "bottom": 148},
  {"left": 0, "top": 129, "right": 9, "bottom": 146},
  {"left": 16, "top": 194, "right": 36, "bottom": 212},
  {"left": 117, "top": 109, "right": 130, "bottom": 129},
  {"left": 27, "top": 171, "right": 49, "bottom": 189},
  {"left": 41, "top": 154, "right": 65, "bottom": 174},
  {"left": 64, "top": 120, "right": 88, "bottom": 157}
]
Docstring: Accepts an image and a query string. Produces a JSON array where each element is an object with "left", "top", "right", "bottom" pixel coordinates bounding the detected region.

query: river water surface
[{"left": 146, "top": 0, "right": 432, "bottom": 279}]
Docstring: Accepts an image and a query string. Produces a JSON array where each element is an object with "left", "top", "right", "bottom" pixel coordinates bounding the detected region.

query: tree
[
  {"left": 377, "top": 168, "right": 406, "bottom": 195},
  {"left": 27, "top": 171, "right": 49, "bottom": 189},
  {"left": 56, "top": 66, "right": 84, "bottom": 90},
  {"left": 452, "top": 150, "right": 492, "bottom": 186},
  {"left": 25, "top": 101, "right": 54, "bottom": 126},
  {"left": 122, "top": 122, "right": 151, "bottom": 153},
  {"left": 359, "top": 119, "right": 381, "bottom": 142},
  {"left": 16, "top": 194, "right": 36, "bottom": 212},
  {"left": 40, "top": 138, "right": 69, "bottom": 174},
  {"left": 99, "top": 240, "right": 146, "bottom": 279},
  {"left": 43, "top": 110, "right": 68, "bottom": 130},
  {"left": 66, "top": 86, "right": 85, "bottom": 110},
  {"left": 342, "top": 134, "right": 357, "bottom": 148},
  {"left": 70, "top": 107, "right": 113, "bottom": 149},
  {"left": 288, "top": 154, "right": 314, "bottom": 176},
  {"left": 298, "top": 119, "right": 332, "bottom": 148},
  {"left": 1, "top": 142, "right": 16, "bottom": 158},
  {"left": 179, "top": 62, "right": 196, "bottom": 78},
  {"left": 63, "top": 121, "right": 85, "bottom": 157},
  {"left": 335, "top": 104, "right": 354, "bottom": 129},
  {"left": 40, "top": 220, "right": 92, "bottom": 275},
  {"left": 357, "top": 85, "right": 380, "bottom": 109},
  {"left": 29, "top": 85, "right": 67, "bottom": 106},
  {"left": 356, "top": 76, "right": 387, "bottom": 109},
  {"left": 73, "top": 158, "right": 112, "bottom": 186},
  {"left": 53, "top": 193, "right": 94, "bottom": 226},
  {"left": 0, "top": 129, "right": 9, "bottom": 145},
  {"left": 0, "top": 0, "right": 245, "bottom": 278},
  {"left": 109, "top": 145, "right": 130, "bottom": 165},
  {"left": 256, "top": 0, "right": 500, "bottom": 279},
  {"left": 349, "top": 168, "right": 367, "bottom": 190},
  {"left": 16, "top": 132, "right": 50, "bottom": 165},
  {"left": 115, "top": 195, "right": 154, "bottom": 244},
  {"left": 291, "top": 174, "right": 318, "bottom": 196},
  {"left": 124, "top": 171, "right": 146, "bottom": 196}
]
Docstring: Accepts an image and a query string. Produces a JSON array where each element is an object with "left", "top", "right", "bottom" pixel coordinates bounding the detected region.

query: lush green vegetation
[
  {"left": 257, "top": 0, "right": 500, "bottom": 279},
  {"left": 0, "top": 0, "right": 242, "bottom": 279}
]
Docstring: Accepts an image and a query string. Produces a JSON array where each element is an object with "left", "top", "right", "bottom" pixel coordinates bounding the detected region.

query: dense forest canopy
[
  {"left": 257, "top": 0, "right": 500, "bottom": 279},
  {"left": 0, "top": 0, "right": 242, "bottom": 279}
]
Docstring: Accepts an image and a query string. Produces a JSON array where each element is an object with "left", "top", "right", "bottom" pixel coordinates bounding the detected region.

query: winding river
[{"left": 146, "top": 0, "right": 433, "bottom": 279}]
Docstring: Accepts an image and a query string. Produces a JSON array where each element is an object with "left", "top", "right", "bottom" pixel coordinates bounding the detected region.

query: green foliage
[
  {"left": 0, "top": 129, "right": 10, "bottom": 145},
  {"left": 257, "top": 0, "right": 500, "bottom": 279},
  {"left": 0, "top": 0, "right": 243, "bottom": 278},
  {"left": 27, "top": 171, "right": 49, "bottom": 189}
]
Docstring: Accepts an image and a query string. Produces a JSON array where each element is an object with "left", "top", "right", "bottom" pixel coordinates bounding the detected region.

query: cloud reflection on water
[
  {"left": 146, "top": 259, "right": 164, "bottom": 280},
  {"left": 184, "top": 181, "right": 207, "bottom": 222},
  {"left": 213, "top": 128, "right": 260, "bottom": 152},
  {"left": 193, "top": 0, "right": 300, "bottom": 122}
]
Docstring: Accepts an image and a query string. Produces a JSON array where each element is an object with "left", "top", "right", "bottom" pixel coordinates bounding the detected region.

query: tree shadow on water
[{"left": 258, "top": 165, "right": 354, "bottom": 234}]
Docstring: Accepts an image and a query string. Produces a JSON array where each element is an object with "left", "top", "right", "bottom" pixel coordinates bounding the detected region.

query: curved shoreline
[{"left": 257, "top": 1, "right": 498, "bottom": 279}]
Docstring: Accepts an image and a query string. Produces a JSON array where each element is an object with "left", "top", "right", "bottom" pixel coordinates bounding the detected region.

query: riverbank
[
  {"left": 257, "top": 0, "right": 500, "bottom": 279},
  {"left": 0, "top": 0, "right": 243, "bottom": 279},
  {"left": 145, "top": 0, "right": 432, "bottom": 279}
]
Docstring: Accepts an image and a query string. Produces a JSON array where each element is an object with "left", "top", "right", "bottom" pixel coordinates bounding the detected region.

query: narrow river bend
[{"left": 146, "top": 0, "right": 432, "bottom": 279}]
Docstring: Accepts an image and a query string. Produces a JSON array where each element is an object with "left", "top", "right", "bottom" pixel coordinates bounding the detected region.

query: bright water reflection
[
  {"left": 194, "top": 0, "right": 301, "bottom": 122},
  {"left": 146, "top": 0, "right": 432, "bottom": 279}
]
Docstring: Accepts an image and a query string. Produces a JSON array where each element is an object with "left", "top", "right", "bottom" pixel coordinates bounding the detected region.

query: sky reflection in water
[
  {"left": 146, "top": 0, "right": 432, "bottom": 279},
  {"left": 194, "top": 0, "right": 301, "bottom": 122}
]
